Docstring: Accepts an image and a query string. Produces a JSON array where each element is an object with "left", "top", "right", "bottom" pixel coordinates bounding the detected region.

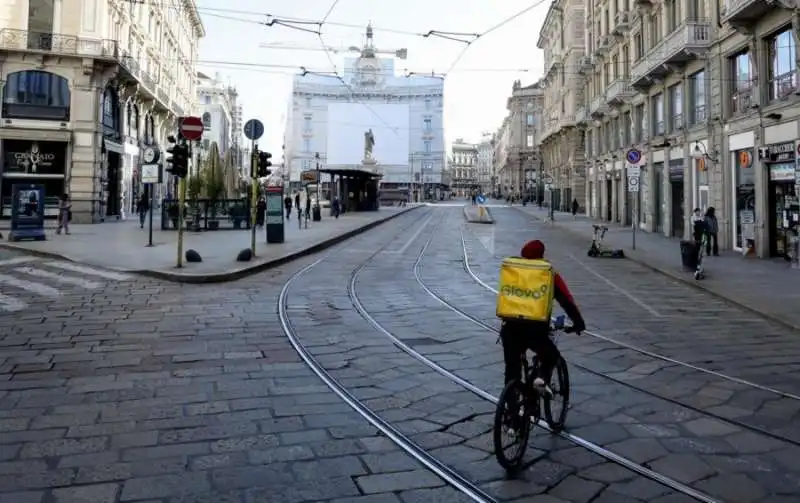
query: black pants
[
  {"left": 706, "top": 233, "right": 718, "bottom": 256},
  {"left": 500, "top": 322, "right": 560, "bottom": 386}
]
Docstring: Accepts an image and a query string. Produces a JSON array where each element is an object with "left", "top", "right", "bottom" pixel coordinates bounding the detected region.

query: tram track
[{"left": 277, "top": 206, "right": 720, "bottom": 503}]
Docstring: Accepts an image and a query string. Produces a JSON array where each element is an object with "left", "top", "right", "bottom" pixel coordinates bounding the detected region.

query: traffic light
[
  {"left": 257, "top": 151, "right": 273, "bottom": 178},
  {"left": 165, "top": 135, "right": 188, "bottom": 178}
]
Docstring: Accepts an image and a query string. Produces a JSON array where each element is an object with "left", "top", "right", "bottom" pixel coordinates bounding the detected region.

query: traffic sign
[
  {"left": 626, "top": 148, "right": 642, "bottom": 165},
  {"left": 141, "top": 164, "right": 162, "bottom": 184},
  {"left": 180, "top": 116, "right": 204, "bottom": 141},
  {"left": 627, "top": 175, "right": 640, "bottom": 192},
  {"left": 626, "top": 164, "right": 641, "bottom": 177},
  {"left": 476, "top": 194, "right": 486, "bottom": 204},
  {"left": 244, "top": 119, "right": 264, "bottom": 141}
]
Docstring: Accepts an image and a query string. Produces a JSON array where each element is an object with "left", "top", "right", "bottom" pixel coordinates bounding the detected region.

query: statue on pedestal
[{"left": 364, "top": 129, "right": 375, "bottom": 161}]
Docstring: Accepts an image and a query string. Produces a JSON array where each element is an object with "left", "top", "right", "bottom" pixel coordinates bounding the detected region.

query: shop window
[
  {"left": 2, "top": 70, "right": 70, "bottom": 121},
  {"left": 767, "top": 28, "right": 797, "bottom": 101},
  {"left": 732, "top": 148, "right": 756, "bottom": 249}
]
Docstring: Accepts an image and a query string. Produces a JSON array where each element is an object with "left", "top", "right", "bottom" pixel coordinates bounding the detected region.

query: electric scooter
[{"left": 587, "top": 224, "right": 625, "bottom": 258}]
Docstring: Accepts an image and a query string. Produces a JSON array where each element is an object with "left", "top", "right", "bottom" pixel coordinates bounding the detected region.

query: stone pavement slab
[
  {"left": 515, "top": 205, "right": 800, "bottom": 331},
  {"left": 0, "top": 206, "right": 420, "bottom": 283}
]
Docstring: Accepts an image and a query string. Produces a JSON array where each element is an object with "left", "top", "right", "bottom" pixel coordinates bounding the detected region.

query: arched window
[
  {"left": 2, "top": 70, "right": 70, "bottom": 120},
  {"left": 144, "top": 114, "right": 155, "bottom": 145},
  {"left": 101, "top": 86, "right": 121, "bottom": 137},
  {"left": 126, "top": 101, "right": 133, "bottom": 135},
  {"left": 129, "top": 103, "right": 140, "bottom": 141}
]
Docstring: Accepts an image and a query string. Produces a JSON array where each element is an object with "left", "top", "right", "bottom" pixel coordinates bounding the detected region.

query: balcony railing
[
  {"left": 722, "top": 0, "right": 771, "bottom": 30},
  {"left": 0, "top": 29, "right": 118, "bottom": 59},
  {"left": 559, "top": 115, "right": 576, "bottom": 128},
  {"left": 157, "top": 86, "right": 169, "bottom": 105},
  {"left": 595, "top": 35, "right": 615, "bottom": 58},
  {"left": 606, "top": 78, "right": 636, "bottom": 105},
  {"left": 731, "top": 88, "right": 753, "bottom": 115},
  {"left": 578, "top": 56, "right": 594, "bottom": 74},
  {"left": 589, "top": 95, "right": 609, "bottom": 118},
  {"left": 630, "top": 21, "right": 712, "bottom": 88},
  {"left": 613, "top": 12, "right": 632, "bottom": 36}
]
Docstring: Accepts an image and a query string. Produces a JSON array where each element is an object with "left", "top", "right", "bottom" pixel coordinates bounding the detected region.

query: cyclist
[{"left": 500, "top": 239, "right": 586, "bottom": 397}]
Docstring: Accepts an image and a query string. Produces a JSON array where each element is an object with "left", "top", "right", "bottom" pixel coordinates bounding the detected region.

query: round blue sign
[
  {"left": 244, "top": 119, "right": 264, "bottom": 141},
  {"left": 476, "top": 195, "right": 486, "bottom": 204},
  {"left": 626, "top": 149, "right": 641, "bottom": 164}
]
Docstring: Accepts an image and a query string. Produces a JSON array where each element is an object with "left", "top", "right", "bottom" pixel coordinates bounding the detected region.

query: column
[
  {"left": 662, "top": 147, "right": 672, "bottom": 238},
  {"left": 69, "top": 74, "right": 102, "bottom": 224}
]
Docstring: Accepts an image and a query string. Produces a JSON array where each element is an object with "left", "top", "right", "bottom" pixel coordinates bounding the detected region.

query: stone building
[
  {"left": 449, "top": 139, "right": 478, "bottom": 196},
  {"left": 577, "top": 0, "right": 800, "bottom": 258},
  {"left": 0, "top": 0, "right": 203, "bottom": 223},
  {"left": 494, "top": 80, "right": 545, "bottom": 199},
  {"left": 476, "top": 133, "right": 495, "bottom": 194},
  {"left": 537, "top": 0, "right": 587, "bottom": 211}
]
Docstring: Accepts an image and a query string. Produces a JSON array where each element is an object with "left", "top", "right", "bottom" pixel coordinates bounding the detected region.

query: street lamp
[{"left": 692, "top": 143, "right": 718, "bottom": 164}]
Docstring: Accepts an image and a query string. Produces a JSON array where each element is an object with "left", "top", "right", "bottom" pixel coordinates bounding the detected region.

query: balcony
[
  {"left": 613, "top": 12, "right": 631, "bottom": 37},
  {"left": 634, "top": 0, "right": 654, "bottom": 8},
  {"left": 545, "top": 50, "right": 564, "bottom": 78},
  {"left": 630, "top": 21, "right": 712, "bottom": 89},
  {"left": 595, "top": 35, "right": 615, "bottom": 58},
  {"left": 606, "top": 79, "right": 637, "bottom": 106},
  {"left": 559, "top": 115, "right": 576, "bottom": 129},
  {"left": 589, "top": 95, "right": 609, "bottom": 118},
  {"left": 0, "top": 28, "right": 118, "bottom": 60},
  {"left": 578, "top": 56, "right": 594, "bottom": 74},
  {"left": 722, "top": 0, "right": 772, "bottom": 32}
]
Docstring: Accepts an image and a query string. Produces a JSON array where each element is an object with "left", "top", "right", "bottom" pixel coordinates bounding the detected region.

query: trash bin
[
  {"left": 680, "top": 240, "right": 698, "bottom": 270},
  {"left": 312, "top": 204, "right": 322, "bottom": 222}
]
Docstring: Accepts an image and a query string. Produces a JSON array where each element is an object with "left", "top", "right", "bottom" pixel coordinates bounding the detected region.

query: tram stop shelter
[{"left": 319, "top": 166, "right": 382, "bottom": 212}]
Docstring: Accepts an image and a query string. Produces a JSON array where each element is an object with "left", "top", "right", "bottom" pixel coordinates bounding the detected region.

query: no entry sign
[{"left": 180, "top": 116, "right": 204, "bottom": 141}]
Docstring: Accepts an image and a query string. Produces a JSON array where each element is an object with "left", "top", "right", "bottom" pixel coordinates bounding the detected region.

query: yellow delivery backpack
[{"left": 496, "top": 257, "right": 555, "bottom": 323}]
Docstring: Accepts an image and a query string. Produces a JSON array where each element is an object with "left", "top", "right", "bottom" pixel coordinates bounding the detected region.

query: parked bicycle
[{"left": 493, "top": 315, "right": 574, "bottom": 471}]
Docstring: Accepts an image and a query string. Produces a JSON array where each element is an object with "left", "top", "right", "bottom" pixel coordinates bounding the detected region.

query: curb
[
  {"left": 463, "top": 205, "right": 494, "bottom": 224},
  {"left": 0, "top": 206, "right": 424, "bottom": 284},
  {"left": 514, "top": 206, "right": 800, "bottom": 333}
]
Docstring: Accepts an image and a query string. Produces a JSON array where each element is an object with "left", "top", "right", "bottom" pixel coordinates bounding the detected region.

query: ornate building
[
  {"left": 283, "top": 25, "right": 445, "bottom": 200},
  {"left": 0, "top": 0, "right": 203, "bottom": 223},
  {"left": 449, "top": 139, "right": 478, "bottom": 196},
  {"left": 537, "top": 0, "right": 586, "bottom": 211}
]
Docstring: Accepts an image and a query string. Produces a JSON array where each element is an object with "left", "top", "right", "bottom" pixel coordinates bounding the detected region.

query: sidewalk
[
  {"left": 515, "top": 205, "right": 800, "bottom": 331},
  {"left": 0, "top": 206, "right": 420, "bottom": 282}
]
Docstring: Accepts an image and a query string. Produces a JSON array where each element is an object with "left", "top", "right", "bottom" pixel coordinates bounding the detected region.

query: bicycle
[{"left": 493, "top": 315, "right": 575, "bottom": 471}]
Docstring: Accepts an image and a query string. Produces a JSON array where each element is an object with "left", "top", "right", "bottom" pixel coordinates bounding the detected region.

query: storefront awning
[{"left": 0, "top": 127, "right": 70, "bottom": 142}]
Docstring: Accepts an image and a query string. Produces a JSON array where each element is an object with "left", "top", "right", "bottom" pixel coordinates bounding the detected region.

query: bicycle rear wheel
[
  {"left": 543, "top": 357, "right": 570, "bottom": 432},
  {"left": 493, "top": 380, "right": 534, "bottom": 471}
]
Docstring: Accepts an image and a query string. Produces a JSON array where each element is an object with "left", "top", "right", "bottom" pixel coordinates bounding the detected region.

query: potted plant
[
  {"left": 202, "top": 144, "right": 226, "bottom": 231},
  {"left": 187, "top": 173, "right": 205, "bottom": 232}
]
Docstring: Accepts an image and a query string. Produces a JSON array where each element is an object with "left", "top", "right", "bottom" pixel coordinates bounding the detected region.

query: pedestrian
[
  {"left": 256, "top": 198, "right": 266, "bottom": 227},
  {"left": 136, "top": 193, "right": 149, "bottom": 229},
  {"left": 305, "top": 194, "right": 312, "bottom": 224},
  {"left": 332, "top": 196, "right": 340, "bottom": 218},
  {"left": 56, "top": 193, "right": 71, "bottom": 235},
  {"left": 284, "top": 194, "right": 292, "bottom": 220},
  {"left": 704, "top": 207, "right": 719, "bottom": 256},
  {"left": 294, "top": 192, "right": 300, "bottom": 215},
  {"left": 571, "top": 198, "right": 579, "bottom": 219}
]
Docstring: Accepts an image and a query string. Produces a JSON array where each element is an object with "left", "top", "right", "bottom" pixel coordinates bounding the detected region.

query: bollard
[{"left": 479, "top": 206, "right": 485, "bottom": 219}]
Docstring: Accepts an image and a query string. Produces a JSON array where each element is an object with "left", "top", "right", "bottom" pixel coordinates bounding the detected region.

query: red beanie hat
[{"left": 521, "top": 240, "right": 545, "bottom": 259}]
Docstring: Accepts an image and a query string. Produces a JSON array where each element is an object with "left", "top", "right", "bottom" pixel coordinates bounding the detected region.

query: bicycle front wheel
[
  {"left": 493, "top": 380, "right": 533, "bottom": 471},
  {"left": 543, "top": 357, "right": 570, "bottom": 432}
]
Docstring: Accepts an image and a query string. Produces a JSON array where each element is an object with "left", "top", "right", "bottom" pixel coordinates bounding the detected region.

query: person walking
[
  {"left": 571, "top": 198, "right": 579, "bottom": 219},
  {"left": 56, "top": 193, "right": 71, "bottom": 235},
  {"left": 136, "top": 193, "right": 149, "bottom": 229},
  {"left": 305, "top": 194, "right": 312, "bottom": 225},
  {"left": 284, "top": 194, "right": 292, "bottom": 220},
  {"left": 704, "top": 207, "right": 719, "bottom": 256}
]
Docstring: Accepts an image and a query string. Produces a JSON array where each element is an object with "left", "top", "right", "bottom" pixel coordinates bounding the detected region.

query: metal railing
[
  {"left": 0, "top": 29, "right": 117, "bottom": 58},
  {"left": 161, "top": 198, "right": 251, "bottom": 231},
  {"left": 631, "top": 20, "right": 712, "bottom": 83}
]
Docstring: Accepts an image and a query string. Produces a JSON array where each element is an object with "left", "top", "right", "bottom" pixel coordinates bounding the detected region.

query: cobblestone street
[{"left": 1, "top": 205, "right": 799, "bottom": 502}]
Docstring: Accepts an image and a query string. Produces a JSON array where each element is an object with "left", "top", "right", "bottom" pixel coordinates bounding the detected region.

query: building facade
[
  {"left": 537, "top": 0, "right": 586, "bottom": 211},
  {"left": 0, "top": 0, "right": 203, "bottom": 223},
  {"left": 494, "top": 80, "right": 545, "bottom": 200},
  {"left": 577, "top": 0, "right": 800, "bottom": 259},
  {"left": 449, "top": 139, "right": 478, "bottom": 196},
  {"left": 283, "top": 26, "right": 445, "bottom": 196},
  {"left": 195, "top": 71, "right": 243, "bottom": 191},
  {"left": 476, "top": 133, "right": 495, "bottom": 193}
]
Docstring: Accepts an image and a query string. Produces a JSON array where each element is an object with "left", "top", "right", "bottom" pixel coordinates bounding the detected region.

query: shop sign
[
  {"left": 2, "top": 140, "right": 66, "bottom": 176},
  {"left": 770, "top": 162, "right": 795, "bottom": 182},
  {"left": 758, "top": 142, "right": 794, "bottom": 163}
]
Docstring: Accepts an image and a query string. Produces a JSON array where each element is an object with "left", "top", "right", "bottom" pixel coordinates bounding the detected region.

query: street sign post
[
  {"left": 243, "top": 119, "right": 265, "bottom": 256},
  {"left": 141, "top": 147, "right": 161, "bottom": 248},
  {"left": 626, "top": 164, "right": 641, "bottom": 250},
  {"left": 180, "top": 116, "right": 204, "bottom": 141}
]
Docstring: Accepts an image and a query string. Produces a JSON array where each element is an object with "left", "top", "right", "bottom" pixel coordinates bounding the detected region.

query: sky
[{"left": 195, "top": 0, "right": 550, "bottom": 158}]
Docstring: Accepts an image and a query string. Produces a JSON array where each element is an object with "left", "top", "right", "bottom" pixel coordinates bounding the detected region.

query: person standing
[
  {"left": 136, "top": 193, "right": 149, "bottom": 229},
  {"left": 571, "top": 198, "right": 579, "bottom": 219},
  {"left": 56, "top": 193, "right": 71, "bottom": 235},
  {"left": 704, "top": 207, "right": 719, "bottom": 256},
  {"left": 284, "top": 194, "right": 292, "bottom": 220}
]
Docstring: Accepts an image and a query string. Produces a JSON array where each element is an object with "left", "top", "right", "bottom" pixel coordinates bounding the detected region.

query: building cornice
[
  {"left": 536, "top": 2, "right": 563, "bottom": 50},
  {"left": 183, "top": 0, "right": 206, "bottom": 38}
]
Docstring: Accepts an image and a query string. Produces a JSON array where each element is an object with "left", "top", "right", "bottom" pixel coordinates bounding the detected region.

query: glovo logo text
[{"left": 501, "top": 284, "right": 549, "bottom": 300}]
